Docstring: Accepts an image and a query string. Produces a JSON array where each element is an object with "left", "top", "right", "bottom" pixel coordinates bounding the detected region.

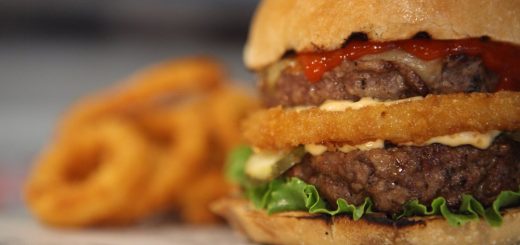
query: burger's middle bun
[
  {"left": 244, "top": 0, "right": 520, "bottom": 70},
  {"left": 212, "top": 198, "right": 520, "bottom": 245}
]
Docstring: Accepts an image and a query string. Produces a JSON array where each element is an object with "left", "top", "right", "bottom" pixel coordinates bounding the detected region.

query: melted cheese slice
[{"left": 360, "top": 49, "right": 443, "bottom": 83}]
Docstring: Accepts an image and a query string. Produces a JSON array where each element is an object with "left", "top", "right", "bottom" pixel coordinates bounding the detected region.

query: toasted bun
[
  {"left": 244, "top": 0, "right": 520, "bottom": 70},
  {"left": 213, "top": 198, "right": 520, "bottom": 245}
]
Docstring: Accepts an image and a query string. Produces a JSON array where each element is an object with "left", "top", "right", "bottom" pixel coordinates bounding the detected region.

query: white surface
[{"left": 0, "top": 210, "right": 251, "bottom": 245}]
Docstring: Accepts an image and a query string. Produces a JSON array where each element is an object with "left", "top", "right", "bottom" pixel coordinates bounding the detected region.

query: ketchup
[{"left": 296, "top": 38, "right": 520, "bottom": 91}]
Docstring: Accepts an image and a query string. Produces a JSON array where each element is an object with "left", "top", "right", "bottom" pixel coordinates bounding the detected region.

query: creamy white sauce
[
  {"left": 292, "top": 97, "right": 423, "bottom": 112},
  {"left": 304, "top": 144, "right": 328, "bottom": 156},
  {"left": 319, "top": 97, "right": 423, "bottom": 111},
  {"left": 303, "top": 130, "right": 501, "bottom": 156},
  {"left": 419, "top": 130, "right": 501, "bottom": 149},
  {"left": 338, "top": 140, "right": 385, "bottom": 153}
]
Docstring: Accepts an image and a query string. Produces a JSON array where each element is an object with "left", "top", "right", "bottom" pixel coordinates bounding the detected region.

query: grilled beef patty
[
  {"left": 262, "top": 54, "right": 498, "bottom": 107},
  {"left": 285, "top": 135, "right": 520, "bottom": 214}
]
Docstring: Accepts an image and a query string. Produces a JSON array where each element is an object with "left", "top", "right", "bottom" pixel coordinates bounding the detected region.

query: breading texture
[
  {"left": 243, "top": 91, "right": 520, "bottom": 150},
  {"left": 25, "top": 118, "right": 153, "bottom": 227}
]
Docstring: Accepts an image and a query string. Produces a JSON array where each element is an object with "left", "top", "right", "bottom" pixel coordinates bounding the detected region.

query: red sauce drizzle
[{"left": 296, "top": 38, "right": 520, "bottom": 91}]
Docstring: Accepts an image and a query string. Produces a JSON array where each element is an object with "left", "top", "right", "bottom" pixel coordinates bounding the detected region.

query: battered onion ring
[
  {"left": 206, "top": 86, "right": 260, "bottom": 152},
  {"left": 59, "top": 57, "right": 224, "bottom": 137},
  {"left": 243, "top": 91, "right": 520, "bottom": 150},
  {"left": 105, "top": 102, "right": 211, "bottom": 224},
  {"left": 25, "top": 119, "right": 152, "bottom": 227},
  {"left": 178, "top": 171, "right": 230, "bottom": 224},
  {"left": 25, "top": 57, "right": 258, "bottom": 226}
]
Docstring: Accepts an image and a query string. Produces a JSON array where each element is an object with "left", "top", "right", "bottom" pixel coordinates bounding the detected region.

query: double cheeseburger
[{"left": 214, "top": 0, "right": 520, "bottom": 244}]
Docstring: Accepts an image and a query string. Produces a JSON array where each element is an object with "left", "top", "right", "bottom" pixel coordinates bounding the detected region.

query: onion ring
[
  {"left": 105, "top": 102, "right": 211, "bottom": 224},
  {"left": 243, "top": 91, "right": 520, "bottom": 150},
  {"left": 25, "top": 118, "right": 152, "bottom": 227},
  {"left": 178, "top": 171, "right": 230, "bottom": 224},
  {"left": 206, "top": 87, "right": 260, "bottom": 152},
  {"left": 58, "top": 57, "right": 224, "bottom": 138},
  {"left": 25, "top": 57, "right": 258, "bottom": 226}
]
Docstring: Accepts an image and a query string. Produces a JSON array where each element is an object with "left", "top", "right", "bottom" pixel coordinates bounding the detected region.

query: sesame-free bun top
[{"left": 244, "top": 0, "right": 520, "bottom": 70}]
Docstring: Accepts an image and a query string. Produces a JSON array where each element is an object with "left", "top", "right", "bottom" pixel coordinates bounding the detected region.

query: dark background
[{"left": 0, "top": 0, "right": 258, "bottom": 209}]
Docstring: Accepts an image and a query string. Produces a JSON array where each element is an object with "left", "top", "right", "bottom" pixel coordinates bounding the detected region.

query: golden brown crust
[
  {"left": 242, "top": 92, "right": 520, "bottom": 150},
  {"left": 245, "top": 0, "right": 520, "bottom": 69},
  {"left": 212, "top": 198, "right": 520, "bottom": 245}
]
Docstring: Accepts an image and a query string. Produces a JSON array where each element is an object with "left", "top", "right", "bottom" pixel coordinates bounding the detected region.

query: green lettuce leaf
[
  {"left": 226, "top": 146, "right": 520, "bottom": 227},
  {"left": 398, "top": 195, "right": 482, "bottom": 227},
  {"left": 398, "top": 190, "right": 520, "bottom": 227},
  {"left": 246, "top": 177, "right": 373, "bottom": 220},
  {"left": 225, "top": 145, "right": 252, "bottom": 184},
  {"left": 485, "top": 189, "right": 520, "bottom": 226}
]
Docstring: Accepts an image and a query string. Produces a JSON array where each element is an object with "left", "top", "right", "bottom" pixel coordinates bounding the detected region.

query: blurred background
[{"left": 0, "top": 0, "right": 257, "bottom": 212}]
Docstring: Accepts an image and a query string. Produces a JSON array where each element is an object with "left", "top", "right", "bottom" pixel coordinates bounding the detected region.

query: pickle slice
[{"left": 245, "top": 146, "right": 305, "bottom": 182}]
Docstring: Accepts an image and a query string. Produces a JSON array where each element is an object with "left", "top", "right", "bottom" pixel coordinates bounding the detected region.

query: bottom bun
[{"left": 212, "top": 198, "right": 520, "bottom": 245}]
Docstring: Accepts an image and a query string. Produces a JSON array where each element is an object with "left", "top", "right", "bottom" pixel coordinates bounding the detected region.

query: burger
[{"left": 213, "top": 0, "right": 520, "bottom": 244}]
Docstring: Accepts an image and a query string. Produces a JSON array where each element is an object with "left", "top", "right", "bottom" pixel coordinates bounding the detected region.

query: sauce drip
[{"left": 296, "top": 38, "right": 520, "bottom": 91}]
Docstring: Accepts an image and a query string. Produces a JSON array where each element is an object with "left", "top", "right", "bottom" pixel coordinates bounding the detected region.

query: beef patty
[
  {"left": 262, "top": 54, "right": 498, "bottom": 107},
  {"left": 285, "top": 135, "right": 520, "bottom": 214}
]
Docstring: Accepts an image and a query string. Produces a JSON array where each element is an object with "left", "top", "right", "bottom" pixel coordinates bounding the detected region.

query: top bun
[{"left": 244, "top": 0, "right": 520, "bottom": 70}]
